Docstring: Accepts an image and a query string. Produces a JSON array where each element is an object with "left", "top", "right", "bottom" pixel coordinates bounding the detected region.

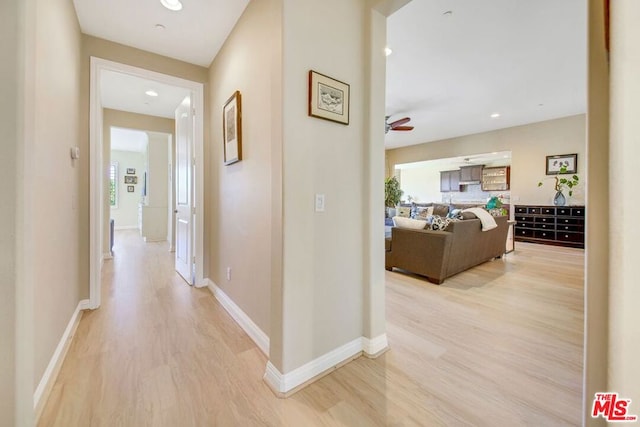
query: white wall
[
  {"left": 32, "top": 0, "right": 83, "bottom": 405},
  {"left": 141, "top": 132, "right": 170, "bottom": 241},
  {"left": 110, "top": 150, "right": 145, "bottom": 229},
  {"left": 608, "top": 0, "right": 640, "bottom": 407},
  {"left": 279, "top": 0, "right": 368, "bottom": 373},
  {"left": 207, "top": 0, "right": 281, "bottom": 339}
]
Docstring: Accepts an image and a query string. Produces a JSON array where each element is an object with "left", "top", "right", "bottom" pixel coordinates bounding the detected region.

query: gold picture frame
[
  {"left": 223, "top": 91, "right": 242, "bottom": 165},
  {"left": 308, "top": 70, "right": 350, "bottom": 125}
]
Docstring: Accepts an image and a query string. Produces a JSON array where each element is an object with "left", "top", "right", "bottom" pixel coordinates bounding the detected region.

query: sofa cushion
[
  {"left": 393, "top": 216, "right": 429, "bottom": 229},
  {"left": 432, "top": 203, "right": 450, "bottom": 217}
]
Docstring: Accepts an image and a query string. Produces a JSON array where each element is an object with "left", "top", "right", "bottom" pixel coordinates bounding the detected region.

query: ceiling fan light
[{"left": 160, "top": 0, "right": 183, "bottom": 11}]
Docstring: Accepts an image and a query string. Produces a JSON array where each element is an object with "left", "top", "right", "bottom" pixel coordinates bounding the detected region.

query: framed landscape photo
[
  {"left": 127, "top": 185, "right": 134, "bottom": 193},
  {"left": 308, "top": 70, "right": 350, "bottom": 125},
  {"left": 223, "top": 91, "right": 242, "bottom": 165},
  {"left": 546, "top": 154, "right": 577, "bottom": 175},
  {"left": 124, "top": 175, "right": 137, "bottom": 184},
  {"left": 126, "top": 168, "right": 136, "bottom": 174}
]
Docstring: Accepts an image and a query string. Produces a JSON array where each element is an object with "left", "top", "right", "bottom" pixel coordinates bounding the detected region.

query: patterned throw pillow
[
  {"left": 397, "top": 207, "right": 411, "bottom": 218},
  {"left": 430, "top": 215, "right": 451, "bottom": 231},
  {"left": 414, "top": 206, "right": 434, "bottom": 220}
]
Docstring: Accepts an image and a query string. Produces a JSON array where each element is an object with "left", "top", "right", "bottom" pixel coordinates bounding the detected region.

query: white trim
[
  {"left": 89, "top": 57, "right": 205, "bottom": 309},
  {"left": 103, "top": 252, "right": 113, "bottom": 261},
  {"left": 263, "top": 337, "right": 363, "bottom": 394},
  {"left": 143, "top": 237, "right": 166, "bottom": 243},
  {"left": 206, "top": 279, "right": 269, "bottom": 355},
  {"left": 114, "top": 225, "right": 138, "bottom": 231},
  {"left": 34, "top": 299, "right": 90, "bottom": 419},
  {"left": 362, "top": 333, "right": 389, "bottom": 356}
]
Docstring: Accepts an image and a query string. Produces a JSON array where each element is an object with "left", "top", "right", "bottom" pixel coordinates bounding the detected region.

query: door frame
[{"left": 89, "top": 57, "right": 205, "bottom": 309}]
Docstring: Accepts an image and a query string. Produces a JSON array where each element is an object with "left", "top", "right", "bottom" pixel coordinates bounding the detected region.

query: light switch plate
[{"left": 315, "top": 194, "right": 325, "bottom": 212}]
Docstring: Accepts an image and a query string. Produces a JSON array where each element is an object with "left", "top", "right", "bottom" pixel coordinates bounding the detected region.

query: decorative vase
[{"left": 553, "top": 191, "right": 566, "bottom": 206}]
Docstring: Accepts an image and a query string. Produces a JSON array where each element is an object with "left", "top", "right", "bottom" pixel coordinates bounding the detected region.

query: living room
[{"left": 381, "top": 1, "right": 587, "bottom": 423}]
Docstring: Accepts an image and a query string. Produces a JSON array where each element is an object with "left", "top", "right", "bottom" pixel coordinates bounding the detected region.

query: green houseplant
[
  {"left": 538, "top": 165, "right": 579, "bottom": 206},
  {"left": 384, "top": 176, "right": 403, "bottom": 217}
]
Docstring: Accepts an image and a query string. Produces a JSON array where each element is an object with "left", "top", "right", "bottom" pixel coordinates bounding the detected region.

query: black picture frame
[
  {"left": 127, "top": 185, "right": 134, "bottom": 193},
  {"left": 546, "top": 154, "right": 577, "bottom": 175}
]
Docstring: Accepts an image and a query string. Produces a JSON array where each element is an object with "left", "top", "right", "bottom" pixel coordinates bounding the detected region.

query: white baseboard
[
  {"left": 34, "top": 299, "right": 90, "bottom": 420},
  {"left": 114, "top": 225, "right": 138, "bottom": 230},
  {"left": 143, "top": 237, "right": 166, "bottom": 243},
  {"left": 362, "top": 333, "right": 389, "bottom": 356},
  {"left": 263, "top": 337, "right": 364, "bottom": 395},
  {"left": 206, "top": 279, "right": 269, "bottom": 356}
]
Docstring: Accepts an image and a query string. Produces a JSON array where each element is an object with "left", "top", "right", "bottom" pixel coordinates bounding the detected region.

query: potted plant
[
  {"left": 538, "top": 165, "right": 579, "bottom": 206},
  {"left": 384, "top": 176, "right": 403, "bottom": 217}
]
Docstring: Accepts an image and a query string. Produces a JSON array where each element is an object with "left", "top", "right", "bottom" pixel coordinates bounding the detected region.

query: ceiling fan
[{"left": 385, "top": 116, "right": 414, "bottom": 134}]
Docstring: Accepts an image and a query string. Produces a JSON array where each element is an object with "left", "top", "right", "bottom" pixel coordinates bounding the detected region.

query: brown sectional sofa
[{"left": 385, "top": 215, "right": 509, "bottom": 284}]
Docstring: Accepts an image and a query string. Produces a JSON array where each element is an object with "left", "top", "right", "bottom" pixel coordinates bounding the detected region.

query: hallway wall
[
  {"left": 207, "top": 0, "right": 282, "bottom": 340},
  {"left": 110, "top": 150, "right": 146, "bottom": 229},
  {"left": 31, "top": 0, "right": 84, "bottom": 400}
]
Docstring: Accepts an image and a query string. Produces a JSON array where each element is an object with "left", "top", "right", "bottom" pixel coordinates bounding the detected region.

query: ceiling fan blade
[
  {"left": 391, "top": 126, "right": 414, "bottom": 131},
  {"left": 389, "top": 117, "right": 411, "bottom": 127}
]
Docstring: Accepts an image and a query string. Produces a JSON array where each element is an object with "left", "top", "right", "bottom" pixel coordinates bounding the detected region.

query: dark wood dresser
[{"left": 514, "top": 205, "right": 585, "bottom": 249}]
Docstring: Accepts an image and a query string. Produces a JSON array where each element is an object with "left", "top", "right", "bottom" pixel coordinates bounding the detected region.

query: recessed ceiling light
[
  {"left": 384, "top": 47, "right": 393, "bottom": 56},
  {"left": 490, "top": 113, "right": 501, "bottom": 118},
  {"left": 155, "top": 24, "right": 166, "bottom": 30},
  {"left": 145, "top": 90, "right": 159, "bottom": 97},
  {"left": 160, "top": 0, "right": 182, "bottom": 11}
]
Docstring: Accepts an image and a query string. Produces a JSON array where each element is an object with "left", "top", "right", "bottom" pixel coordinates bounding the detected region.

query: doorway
[{"left": 89, "top": 58, "right": 205, "bottom": 309}]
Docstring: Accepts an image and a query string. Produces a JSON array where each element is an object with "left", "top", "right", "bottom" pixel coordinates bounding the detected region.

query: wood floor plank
[{"left": 38, "top": 232, "right": 583, "bottom": 426}]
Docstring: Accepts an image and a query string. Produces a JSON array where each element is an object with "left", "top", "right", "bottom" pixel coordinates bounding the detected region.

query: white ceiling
[
  {"left": 385, "top": 0, "right": 587, "bottom": 149},
  {"left": 101, "top": 70, "right": 191, "bottom": 118},
  {"left": 73, "top": 0, "right": 250, "bottom": 67},
  {"left": 111, "top": 127, "right": 148, "bottom": 153}
]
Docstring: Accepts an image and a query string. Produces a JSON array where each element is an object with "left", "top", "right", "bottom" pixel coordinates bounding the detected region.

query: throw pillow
[
  {"left": 432, "top": 203, "right": 450, "bottom": 217},
  {"left": 414, "top": 206, "right": 434, "bottom": 220},
  {"left": 393, "top": 216, "right": 428, "bottom": 230},
  {"left": 397, "top": 207, "right": 411, "bottom": 218},
  {"left": 430, "top": 215, "right": 459, "bottom": 231}
]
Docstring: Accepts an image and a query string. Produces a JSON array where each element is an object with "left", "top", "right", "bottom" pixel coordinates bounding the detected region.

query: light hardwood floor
[{"left": 39, "top": 231, "right": 584, "bottom": 426}]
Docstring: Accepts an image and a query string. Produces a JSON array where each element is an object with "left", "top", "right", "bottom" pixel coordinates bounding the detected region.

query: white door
[{"left": 175, "top": 96, "right": 193, "bottom": 284}]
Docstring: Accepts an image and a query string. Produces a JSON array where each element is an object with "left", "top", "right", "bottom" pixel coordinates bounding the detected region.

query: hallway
[{"left": 39, "top": 231, "right": 583, "bottom": 426}]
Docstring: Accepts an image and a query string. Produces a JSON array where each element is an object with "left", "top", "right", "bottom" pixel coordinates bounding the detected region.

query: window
[{"left": 110, "top": 162, "right": 118, "bottom": 208}]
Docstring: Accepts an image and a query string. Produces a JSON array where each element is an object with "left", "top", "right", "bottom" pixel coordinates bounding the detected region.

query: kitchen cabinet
[
  {"left": 440, "top": 170, "right": 460, "bottom": 192},
  {"left": 482, "top": 166, "right": 510, "bottom": 191},
  {"left": 459, "top": 165, "right": 483, "bottom": 182}
]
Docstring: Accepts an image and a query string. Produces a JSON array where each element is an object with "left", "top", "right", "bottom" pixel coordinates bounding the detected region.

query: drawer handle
[
  {"left": 565, "top": 235, "right": 569, "bottom": 238},
  {"left": 565, "top": 226, "right": 569, "bottom": 230},
  {"left": 542, "top": 233, "right": 546, "bottom": 236}
]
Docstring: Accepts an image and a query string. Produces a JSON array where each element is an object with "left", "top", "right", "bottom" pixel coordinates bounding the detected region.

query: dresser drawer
[
  {"left": 516, "top": 228, "right": 534, "bottom": 238},
  {"left": 557, "top": 217, "right": 585, "bottom": 226},
  {"left": 534, "top": 230, "right": 556, "bottom": 240},
  {"left": 516, "top": 215, "right": 534, "bottom": 222},
  {"left": 540, "top": 207, "right": 556, "bottom": 215},
  {"left": 515, "top": 206, "right": 528, "bottom": 214},
  {"left": 533, "top": 222, "right": 554, "bottom": 230},
  {"left": 528, "top": 207, "right": 542, "bottom": 215},
  {"left": 557, "top": 224, "right": 583, "bottom": 233},
  {"left": 556, "top": 207, "right": 572, "bottom": 216},
  {"left": 557, "top": 231, "right": 584, "bottom": 243},
  {"left": 534, "top": 216, "right": 555, "bottom": 225},
  {"left": 571, "top": 207, "right": 585, "bottom": 217},
  {"left": 516, "top": 222, "right": 535, "bottom": 228}
]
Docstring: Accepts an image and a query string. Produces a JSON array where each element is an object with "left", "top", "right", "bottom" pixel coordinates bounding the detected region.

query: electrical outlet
[{"left": 226, "top": 267, "right": 231, "bottom": 281}]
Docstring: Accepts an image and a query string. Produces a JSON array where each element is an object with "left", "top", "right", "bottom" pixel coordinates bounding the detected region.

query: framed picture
[
  {"left": 124, "top": 175, "right": 137, "bottom": 184},
  {"left": 223, "top": 91, "right": 242, "bottom": 165},
  {"left": 546, "top": 154, "right": 577, "bottom": 175},
  {"left": 308, "top": 70, "right": 350, "bottom": 125},
  {"left": 127, "top": 185, "right": 134, "bottom": 193},
  {"left": 126, "top": 168, "right": 136, "bottom": 174}
]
